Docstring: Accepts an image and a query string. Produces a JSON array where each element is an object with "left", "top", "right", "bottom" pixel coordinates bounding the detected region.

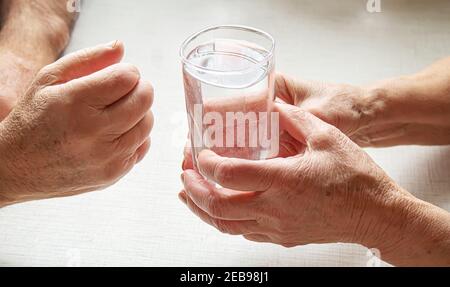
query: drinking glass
[{"left": 180, "top": 25, "right": 277, "bottom": 171}]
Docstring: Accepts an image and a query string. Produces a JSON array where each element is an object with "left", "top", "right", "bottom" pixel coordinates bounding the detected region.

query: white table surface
[{"left": 1, "top": 0, "right": 449, "bottom": 267}]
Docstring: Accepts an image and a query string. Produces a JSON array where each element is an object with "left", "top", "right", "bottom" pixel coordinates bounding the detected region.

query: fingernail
[
  {"left": 178, "top": 191, "right": 187, "bottom": 204},
  {"left": 106, "top": 40, "right": 120, "bottom": 48},
  {"left": 180, "top": 173, "right": 185, "bottom": 184}
]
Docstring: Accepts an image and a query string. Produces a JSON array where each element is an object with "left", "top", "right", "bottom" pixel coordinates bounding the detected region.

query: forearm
[
  {"left": 0, "top": 50, "right": 42, "bottom": 119},
  {"left": 361, "top": 57, "right": 450, "bottom": 146},
  {"left": 371, "top": 57, "right": 450, "bottom": 125},
  {"left": 0, "top": 1, "right": 72, "bottom": 121},
  {"left": 360, "top": 189, "right": 450, "bottom": 266},
  {"left": 0, "top": 0, "right": 71, "bottom": 64}
]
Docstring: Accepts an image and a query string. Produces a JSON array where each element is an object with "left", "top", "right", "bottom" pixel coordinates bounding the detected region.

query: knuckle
[
  {"left": 214, "top": 159, "right": 234, "bottom": 184},
  {"left": 140, "top": 82, "right": 154, "bottom": 110},
  {"left": 135, "top": 121, "right": 150, "bottom": 145},
  {"left": 309, "top": 127, "right": 335, "bottom": 149},
  {"left": 77, "top": 48, "right": 94, "bottom": 63},
  {"left": 281, "top": 242, "right": 296, "bottom": 248},
  {"left": 135, "top": 84, "right": 154, "bottom": 113},
  {"left": 28, "top": 88, "right": 61, "bottom": 113},
  {"left": 141, "top": 113, "right": 154, "bottom": 137},
  {"left": 103, "top": 64, "right": 140, "bottom": 91},
  {"left": 306, "top": 107, "right": 321, "bottom": 118},
  {"left": 269, "top": 233, "right": 295, "bottom": 248},
  {"left": 293, "top": 108, "right": 308, "bottom": 120},
  {"left": 213, "top": 219, "right": 230, "bottom": 234},
  {"left": 112, "top": 136, "right": 132, "bottom": 155},
  {"left": 36, "top": 66, "right": 60, "bottom": 86},
  {"left": 142, "top": 80, "right": 154, "bottom": 99},
  {"left": 213, "top": 219, "right": 240, "bottom": 235},
  {"left": 102, "top": 161, "right": 126, "bottom": 184},
  {"left": 114, "top": 63, "right": 140, "bottom": 84},
  {"left": 328, "top": 125, "right": 342, "bottom": 138},
  {"left": 258, "top": 167, "right": 277, "bottom": 192},
  {"left": 207, "top": 194, "right": 223, "bottom": 218},
  {"left": 121, "top": 63, "right": 140, "bottom": 76},
  {"left": 272, "top": 216, "right": 291, "bottom": 233},
  {"left": 277, "top": 221, "right": 290, "bottom": 233}
]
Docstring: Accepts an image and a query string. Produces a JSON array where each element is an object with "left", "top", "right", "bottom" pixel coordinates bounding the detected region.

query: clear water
[{"left": 183, "top": 39, "right": 275, "bottom": 170}]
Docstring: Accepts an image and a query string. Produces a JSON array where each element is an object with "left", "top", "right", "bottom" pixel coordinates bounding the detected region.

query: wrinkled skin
[
  {"left": 1, "top": 0, "right": 76, "bottom": 50},
  {"left": 0, "top": 0, "right": 78, "bottom": 120},
  {"left": 180, "top": 103, "right": 405, "bottom": 246},
  {"left": 180, "top": 61, "right": 450, "bottom": 265},
  {"left": 275, "top": 74, "right": 372, "bottom": 143},
  {"left": 276, "top": 71, "right": 450, "bottom": 147},
  {"left": 0, "top": 42, "right": 154, "bottom": 206}
]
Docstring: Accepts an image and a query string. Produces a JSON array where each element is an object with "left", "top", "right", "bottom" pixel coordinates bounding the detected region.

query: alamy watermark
[{"left": 190, "top": 104, "right": 279, "bottom": 153}]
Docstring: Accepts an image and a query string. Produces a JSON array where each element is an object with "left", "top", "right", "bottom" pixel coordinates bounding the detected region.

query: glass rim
[{"left": 180, "top": 24, "right": 275, "bottom": 75}]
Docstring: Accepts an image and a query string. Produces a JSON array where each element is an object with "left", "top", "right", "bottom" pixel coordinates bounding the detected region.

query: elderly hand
[
  {"left": 276, "top": 57, "right": 450, "bottom": 147},
  {"left": 0, "top": 41, "right": 154, "bottom": 206},
  {"left": 180, "top": 103, "right": 450, "bottom": 266}
]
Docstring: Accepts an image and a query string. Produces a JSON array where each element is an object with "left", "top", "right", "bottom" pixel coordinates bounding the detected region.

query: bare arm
[
  {"left": 362, "top": 57, "right": 450, "bottom": 146},
  {"left": 181, "top": 103, "right": 450, "bottom": 266},
  {"left": 275, "top": 56, "right": 450, "bottom": 147},
  {"left": 0, "top": 0, "right": 76, "bottom": 120}
]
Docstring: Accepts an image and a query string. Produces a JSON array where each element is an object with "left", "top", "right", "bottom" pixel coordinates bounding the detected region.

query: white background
[{"left": 0, "top": 0, "right": 449, "bottom": 266}]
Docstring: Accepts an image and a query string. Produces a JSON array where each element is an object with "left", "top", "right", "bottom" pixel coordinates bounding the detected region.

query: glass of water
[{"left": 180, "top": 25, "right": 277, "bottom": 171}]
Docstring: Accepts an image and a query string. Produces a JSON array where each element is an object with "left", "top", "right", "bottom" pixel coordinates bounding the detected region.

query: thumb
[
  {"left": 36, "top": 40, "right": 124, "bottom": 86},
  {"left": 275, "top": 103, "right": 334, "bottom": 149},
  {"left": 275, "top": 73, "right": 311, "bottom": 105}
]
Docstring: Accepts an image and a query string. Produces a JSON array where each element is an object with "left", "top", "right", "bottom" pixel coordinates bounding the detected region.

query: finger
[
  {"left": 182, "top": 142, "right": 194, "bottom": 170},
  {"left": 203, "top": 92, "right": 267, "bottom": 114},
  {"left": 243, "top": 234, "right": 272, "bottom": 243},
  {"left": 115, "top": 111, "right": 154, "bottom": 153},
  {"left": 185, "top": 132, "right": 303, "bottom": 166},
  {"left": 106, "top": 80, "right": 154, "bottom": 132},
  {"left": 197, "top": 149, "right": 282, "bottom": 192},
  {"left": 275, "top": 73, "right": 311, "bottom": 105},
  {"left": 179, "top": 191, "right": 261, "bottom": 235},
  {"left": 61, "top": 63, "right": 141, "bottom": 107},
  {"left": 38, "top": 40, "right": 124, "bottom": 86},
  {"left": 135, "top": 138, "right": 151, "bottom": 164},
  {"left": 181, "top": 169, "right": 261, "bottom": 220},
  {"left": 278, "top": 131, "right": 307, "bottom": 157},
  {"left": 102, "top": 152, "right": 140, "bottom": 187},
  {"left": 275, "top": 102, "right": 333, "bottom": 148}
]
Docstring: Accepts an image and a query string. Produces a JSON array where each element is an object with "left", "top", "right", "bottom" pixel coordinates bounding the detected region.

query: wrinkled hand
[
  {"left": 180, "top": 103, "right": 407, "bottom": 247},
  {"left": 275, "top": 74, "right": 381, "bottom": 147},
  {"left": 0, "top": 41, "right": 154, "bottom": 206},
  {"left": 181, "top": 73, "right": 385, "bottom": 170},
  {"left": 275, "top": 74, "right": 450, "bottom": 147}
]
